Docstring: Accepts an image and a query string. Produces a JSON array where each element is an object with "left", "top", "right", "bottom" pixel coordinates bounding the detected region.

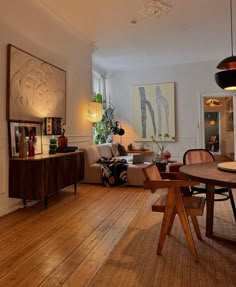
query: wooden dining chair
[
  {"left": 183, "top": 148, "right": 236, "bottom": 221},
  {"left": 142, "top": 163, "right": 205, "bottom": 261}
]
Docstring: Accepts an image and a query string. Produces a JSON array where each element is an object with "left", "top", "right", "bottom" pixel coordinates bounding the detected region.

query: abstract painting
[
  {"left": 7, "top": 44, "right": 66, "bottom": 122},
  {"left": 133, "top": 82, "right": 175, "bottom": 141}
]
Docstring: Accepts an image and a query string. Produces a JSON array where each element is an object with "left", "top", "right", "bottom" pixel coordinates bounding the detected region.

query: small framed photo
[{"left": 8, "top": 121, "right": 43, "bottom": 158}]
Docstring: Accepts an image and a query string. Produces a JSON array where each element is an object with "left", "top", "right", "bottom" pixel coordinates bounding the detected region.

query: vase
[
  {"left": 154, "top": 161, "right": 167, "bottom": 172},
  {"left": 163, "top": 151, "right": 171, "bottom": 161}
]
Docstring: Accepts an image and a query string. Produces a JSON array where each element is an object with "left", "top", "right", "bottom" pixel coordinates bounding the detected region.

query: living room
[
  {"left": 0, "top": 1, "right": 235, "bottom": 286},
  {"left": 1, "top": 0, "right": 235, "bottom": 213}
]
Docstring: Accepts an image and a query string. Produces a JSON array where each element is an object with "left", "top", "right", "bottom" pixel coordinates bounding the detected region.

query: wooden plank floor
[
  {"left": 0, "top": 184, "right": 235, "bottom": 287},
  {"left": 0, "top": 184, "right": 152, "bottom": 287}
]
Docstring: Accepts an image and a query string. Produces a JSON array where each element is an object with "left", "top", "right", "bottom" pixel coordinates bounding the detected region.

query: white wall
[
  {"left": 108, "top": 61, "right": 224, "bottom": 161},
  {"left": 0, "top": 0, "right": 93, "bottom": 216}
]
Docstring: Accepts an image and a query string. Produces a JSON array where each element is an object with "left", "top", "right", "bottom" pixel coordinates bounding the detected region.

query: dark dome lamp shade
[
  {"left": 215, "top": 0, "right": 236, "bottom": 90},
  {"left": 216, "top": 55, "right": 236, "bottom": 70},
  {"left": 215, "top": 70, "right": 236, "bottom": 90}
]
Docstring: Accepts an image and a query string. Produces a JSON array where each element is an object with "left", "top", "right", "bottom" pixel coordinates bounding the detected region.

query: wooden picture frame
[
  {"left": 132, "top": 82, "right": 176, "bottom": 141},
  {"left": 8, "top": 121, "right": 43, "bottom": 158},
  {"left": 7, "top": 44, "right": 66, "bottom": 123}
]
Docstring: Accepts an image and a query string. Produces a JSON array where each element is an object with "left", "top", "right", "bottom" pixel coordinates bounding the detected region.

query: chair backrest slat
[
  {"left": 183, "top": 149, "right": 215, "bottom": 165},
  {"left": 142, "top": 163, "right": 162, "bottom": 181}
]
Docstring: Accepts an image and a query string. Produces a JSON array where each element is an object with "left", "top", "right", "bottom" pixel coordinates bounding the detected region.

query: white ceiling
[{"left": 37, "top": 0, "right": 235, "bottom": 73}]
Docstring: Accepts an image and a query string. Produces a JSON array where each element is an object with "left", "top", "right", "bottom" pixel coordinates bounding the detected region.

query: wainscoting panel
[{"left": 0, "top": 138, "right": 7, "bottom": 194}]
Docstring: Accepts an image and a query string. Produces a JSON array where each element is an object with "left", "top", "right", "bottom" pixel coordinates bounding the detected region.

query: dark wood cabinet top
[{"left": 10, "top": 150, "right": 84, "bottom": 161}]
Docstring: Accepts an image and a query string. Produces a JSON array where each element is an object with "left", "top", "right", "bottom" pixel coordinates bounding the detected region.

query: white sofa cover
[{"left": 81, "top": 143, "right": 153, "bottom": 186}]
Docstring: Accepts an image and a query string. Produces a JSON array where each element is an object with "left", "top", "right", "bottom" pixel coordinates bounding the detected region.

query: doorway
[
  {"left": 199, "top": 92, "right": 235, "bottom": 160},
  {"left": 204, "top": 112, "right": 220, "bottom": 153}
]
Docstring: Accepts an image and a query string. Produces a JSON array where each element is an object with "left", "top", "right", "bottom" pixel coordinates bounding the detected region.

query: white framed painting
[{"left": 132, "top": 82, "right": 176, "bottom": 141}]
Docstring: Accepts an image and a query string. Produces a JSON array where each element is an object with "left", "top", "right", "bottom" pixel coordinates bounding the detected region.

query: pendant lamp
[
  {"left": 215, "top": 0, "right": 236, "bottom": 90},
  {"left": 87, "top": 101, "right": 103, "bottom": 123}
]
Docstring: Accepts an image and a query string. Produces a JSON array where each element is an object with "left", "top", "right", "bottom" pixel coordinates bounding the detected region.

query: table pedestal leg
[{"left": 206, "top": 184, "right": 215, "bottom": 237}]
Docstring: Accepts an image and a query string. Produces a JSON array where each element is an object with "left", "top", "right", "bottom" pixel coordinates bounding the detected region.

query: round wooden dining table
[{"left": 180, "top": 162, "right": 236, "bottom": 240}]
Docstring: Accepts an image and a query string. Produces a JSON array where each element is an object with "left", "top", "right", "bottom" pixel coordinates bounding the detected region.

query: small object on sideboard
[
  {"left": 49, "top": 138, "right": 57, "bottom": 154},
  {"left": 19, "top": 127, "right": 28, "bottom": 158},
  {"left": 56, "top": 146, "right": 78, "bottom": 153},
  {"left": 58, "top": 128, "right": 68, "bottom": 147},
  {"left": 28, "top": 135, "right": 36, "bottom": 157}
]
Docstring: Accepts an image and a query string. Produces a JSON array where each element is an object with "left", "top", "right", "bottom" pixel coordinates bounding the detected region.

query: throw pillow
[
  {"left": 117, "top": 144, "right": 128, "bottom": 156},
  {"left": 111, "top": 143, "right": 120, "bottom": 157}
]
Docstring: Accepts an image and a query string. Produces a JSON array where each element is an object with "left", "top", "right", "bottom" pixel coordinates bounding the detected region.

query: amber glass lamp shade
[
  {"left": 87, "top": 102, "right": 103, "bottom": 123},
  {"left": 215, "top": 70, "right": 236, "bottom": 91}
]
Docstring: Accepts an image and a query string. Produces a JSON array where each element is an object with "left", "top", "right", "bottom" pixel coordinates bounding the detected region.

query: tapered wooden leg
[
  {"left": 175, "top": 188, "right": 199, "bottom": 261},
  {"left": 74, "top": 183, "right": 77, "bottom": 194},
  {"left": 190, "top": 215, "right": 202, "bottom": 240},
  {"left": 157, "top": 188, "right": 176, "bottom": 255},
  {"left": 167, "top": 209, "right": 176, "bottom": 234}
]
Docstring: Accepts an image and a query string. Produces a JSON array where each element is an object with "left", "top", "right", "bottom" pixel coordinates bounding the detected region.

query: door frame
[{"left": 198, "top": 90, "right": 235, "bottom": 158}]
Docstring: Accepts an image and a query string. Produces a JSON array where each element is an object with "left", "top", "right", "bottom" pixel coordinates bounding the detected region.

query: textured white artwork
[{"left": 8, "top": 45, "right": 66, "bottom": 122}]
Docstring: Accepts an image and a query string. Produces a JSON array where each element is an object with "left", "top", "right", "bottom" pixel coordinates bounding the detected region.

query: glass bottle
[{"left": 28, "top": 135, "right": 35, "bottom": 157}]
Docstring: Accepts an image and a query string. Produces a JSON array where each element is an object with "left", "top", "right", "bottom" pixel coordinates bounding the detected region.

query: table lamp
[{"left": 44, "top": 117, "right": 62, "bottom": 154}]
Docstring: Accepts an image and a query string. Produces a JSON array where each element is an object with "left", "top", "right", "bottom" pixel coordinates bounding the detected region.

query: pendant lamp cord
[{"left": 230, "top": 0, "right": 233, "bottom": 56}]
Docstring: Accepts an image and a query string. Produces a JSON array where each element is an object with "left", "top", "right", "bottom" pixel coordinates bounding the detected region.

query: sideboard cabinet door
[
  {"left": 9, "top": 160, "right": 44, "bottom": 200},
  {"left": 9, "top": 151, "right": 84, "bottom": 206}
]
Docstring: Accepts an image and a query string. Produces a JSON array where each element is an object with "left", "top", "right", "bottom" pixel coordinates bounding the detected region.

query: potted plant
[{"left": 151, "top": 133, "right": 175, "bottom": 171}]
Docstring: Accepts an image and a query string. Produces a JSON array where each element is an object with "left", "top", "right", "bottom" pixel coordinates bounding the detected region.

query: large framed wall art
[
  {"left": 132, "top": 82, "right": 176, "bottom": 141},
  {"left": 7, "top": 44, "right": 66, "bottom": 123}
]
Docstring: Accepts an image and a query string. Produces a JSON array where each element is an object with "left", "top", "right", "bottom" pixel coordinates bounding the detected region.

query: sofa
[{"left": 81, "top": 143, "right": 154, "bottom": 186}]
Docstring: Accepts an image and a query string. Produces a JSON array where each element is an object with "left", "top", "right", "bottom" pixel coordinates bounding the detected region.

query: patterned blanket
[{"left": 97, "top": 157, "right": 128, "bottom": 187}]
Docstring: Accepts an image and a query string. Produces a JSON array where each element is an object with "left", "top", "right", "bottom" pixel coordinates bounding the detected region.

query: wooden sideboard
[{"left": 9, "top": 151, "right": 84, "bottom": 208}]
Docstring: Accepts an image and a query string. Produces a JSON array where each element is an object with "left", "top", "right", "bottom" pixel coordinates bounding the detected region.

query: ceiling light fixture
[
  {"left": 205, "top": 99, "right": 223, "bottom": 108},
  {"left": 131, "top": 0, "right": 173, "bottom": 24},
  {"left": 142, "top": 0, "right": 172, "bottom": 17},
  {"left": 215, "top": 0, "right": 236, "bottom": 90}
]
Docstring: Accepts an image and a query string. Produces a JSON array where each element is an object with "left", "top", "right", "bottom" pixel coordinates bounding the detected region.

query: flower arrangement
[{"left": 151, "top": 133, "right": 175, "bottom": 157}]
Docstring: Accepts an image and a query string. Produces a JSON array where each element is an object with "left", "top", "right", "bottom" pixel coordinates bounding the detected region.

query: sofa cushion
[
  {"left": 86, "top": 145, "right": 101, "bottom": 165},
  {"left": 117, "top": 144, "right": 128, "bottom": 156},
  {"left": 97, "top": 144, "right": 112, "bottom": 158},
  {"left": 111, "top": 142, "right": 120, "bottom": 157}
]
